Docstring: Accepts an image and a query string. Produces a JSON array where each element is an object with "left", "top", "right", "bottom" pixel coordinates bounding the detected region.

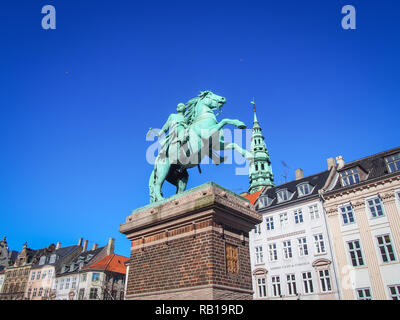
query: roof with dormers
[
  {"left": 82, "top": 254, "right": 129, "bottom": 275},
  {"left": 56, "top": 246, "right": 105, "bottom": 276},
  {"left": 31, "top": 245, "right": 80, "bottom": 270},
  {"left": 327, "top": 146, "right": 400, "bottom": 194},
  {"left": 256, "top": 169, "right": 332, "bottom": 211}
]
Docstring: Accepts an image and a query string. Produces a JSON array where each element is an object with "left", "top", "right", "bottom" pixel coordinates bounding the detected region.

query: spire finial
[{"left": 251, "top": 98, "right": 256, "bottom": 113}]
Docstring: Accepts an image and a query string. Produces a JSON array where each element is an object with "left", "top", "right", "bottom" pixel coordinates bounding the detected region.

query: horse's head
[{"left": 198, "top": 90, "right": 226, "bottom": 111}]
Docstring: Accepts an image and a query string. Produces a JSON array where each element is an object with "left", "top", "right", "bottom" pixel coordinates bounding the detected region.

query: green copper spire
[{"left": 248, "top": 100, "right": 274, "bottom": 193}]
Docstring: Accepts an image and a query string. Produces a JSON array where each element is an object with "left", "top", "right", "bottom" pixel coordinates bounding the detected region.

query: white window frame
[
  {"left": 286, "top": 274, "right": 297, "bottom": 296},
  {"left": 257, "top": 277, "right": 267, "bottom": 298},
  {"left": 385, "top": 153, "right": 400, "bottom": 173},
  {"left": 388, "top": 284, "right": 400, "bottom": 300},
  {"left": 302, "top": 271, "right": 314, "bottom": 294},
  {"left": 297, "top": 182, "right": 312, "bottom": 197},
  {"left": 339, "top": 204, "right": 356, "bottom": 225},
  {"left": 376, "top": 234, "right": 396, "bottom": 263},
  {"left": 298, "top": 237, "right": 309, "bottom": 257},
  {"left": 366, "top": 196, "right": 385, "bottom": 219},
  {"left": 277, "top": 189, "right": 290, "bottom": 203},
  {"left": 318, "top": 269, "right": 332, "bottom": 293},
  {"left": 294, "top": 209, "right": 304, "bottom": 224},
  {"left": 255, "top": 246, "right": 264, "bottom": 264},
  {"left": 279, "top": 213, "right": 288, "bottom": 227},
  {"left": 283, "top": 240, "right": 292, "bottom": 260},
  {"left": 314, "top": 234, "right": 326, "bottom": 254},
  {"left": 31, "top": 272, "right": 35, "bottom": 281},
  {"left": 356, "top": 287, "right": 372, "bottom": 300},
  {"left": 268, "top": 243, "right": 278, "bottom": 262},
  {"left": 265, "top": 216, "right": 274, "bottom": 231},
  {"left": 340, "top": 168, "right": 361, "bottom": 186},
  {"left": 271, "top": 276, "right": 281, "bottom": 297},
  {"left": 309, "top": 204, "right": 320, "bottom": 220},
  {"left": 347, "top": 240, "right": 365, "bottom": 267}
]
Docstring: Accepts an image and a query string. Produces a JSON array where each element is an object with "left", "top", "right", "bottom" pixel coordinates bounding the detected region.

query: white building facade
[{"left": 249, "top": 169, "right": 340, "bottom": 300}]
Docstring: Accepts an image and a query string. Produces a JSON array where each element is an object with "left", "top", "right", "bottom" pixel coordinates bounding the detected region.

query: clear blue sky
[{"left": 1, "top": 0, "right": 399, "bottom": 257}]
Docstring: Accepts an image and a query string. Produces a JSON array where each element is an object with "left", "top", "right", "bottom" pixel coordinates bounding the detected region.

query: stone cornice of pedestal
[{"left": 119, "top": 182, "right": 262, "bottom": 236}]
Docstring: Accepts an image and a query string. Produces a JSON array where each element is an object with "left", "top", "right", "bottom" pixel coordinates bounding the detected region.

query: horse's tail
[{"left": 148, "top": 168, "right": 156, "bottom": 203}]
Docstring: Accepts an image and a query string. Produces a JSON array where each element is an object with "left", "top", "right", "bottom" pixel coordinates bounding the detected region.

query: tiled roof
[
  {"left": 243, "top": 188, "right": 264, "bottom": 204},
  {"left": 83, "top": 254, "right": 129, "bottom": 274},
  {"left": 328, "top": 146, "right": 400, "bottom": 193},
  {"left": 31, "top": 245, "right": 80, "bottom": 269},
  {"left": 257, "top": 169, "right": 331, "bottom": 211}
]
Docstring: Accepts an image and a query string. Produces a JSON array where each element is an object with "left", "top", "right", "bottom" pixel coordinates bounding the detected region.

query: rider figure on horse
[{"left": 157, "top": 103, "right": 188, "bottom": 158}]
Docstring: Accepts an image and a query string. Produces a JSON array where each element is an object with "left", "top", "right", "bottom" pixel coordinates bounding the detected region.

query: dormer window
[
  {"left": 297, "top": 183, "right": 312, "bottom": 197},
  {"left": 258, "top": 196, "right": 273, "bottom": 208},
  {"left": 39, "top": 256, "right": 46, "bottom": 265},
  {"left": 49, "top": 254, "right": 56, "bottom": 264},
  {"left": 277, "top": 189, "right": 290, "bottom": 203},
  {"left": 340, "top": 168, "right": 360, "bottom": 186},
  {"left": 385, "top": 153, "right": 400, "bottom": 173}
]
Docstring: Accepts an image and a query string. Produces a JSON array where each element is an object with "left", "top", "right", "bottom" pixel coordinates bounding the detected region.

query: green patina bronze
[{"left": 148, "top": 91, "right": 253, "bottom": 203}]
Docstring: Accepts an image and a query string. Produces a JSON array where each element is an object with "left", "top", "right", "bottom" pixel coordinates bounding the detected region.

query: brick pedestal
[{"left": 119, "top": 182, "right": 262, "bottom": 300}]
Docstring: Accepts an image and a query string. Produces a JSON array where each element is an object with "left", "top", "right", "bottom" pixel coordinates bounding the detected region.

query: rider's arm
[{"left": 157, "top": 115, "right": 171, "bottom": 137}]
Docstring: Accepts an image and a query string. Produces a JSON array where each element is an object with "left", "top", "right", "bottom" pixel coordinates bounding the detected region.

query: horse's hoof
[{"left": 238, "top": 125, "right": 246, "bottom": 129}]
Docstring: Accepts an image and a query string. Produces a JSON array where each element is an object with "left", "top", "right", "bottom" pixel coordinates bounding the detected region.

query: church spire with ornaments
[{"left": 248, "top": 99, "right": 274, "bottom": 193}]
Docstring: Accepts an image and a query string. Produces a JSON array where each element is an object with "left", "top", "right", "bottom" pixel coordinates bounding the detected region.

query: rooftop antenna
[{"left": 281, "top": 160, "right": 291, "bottom": 183}]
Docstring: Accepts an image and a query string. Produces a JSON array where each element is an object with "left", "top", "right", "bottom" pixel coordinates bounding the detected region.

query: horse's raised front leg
[
  {"left": 220, "top": 139, "right": 253, "bottom": 161},
  {"left": 215, "top": 118, "right": 247, "bottom": 131}
]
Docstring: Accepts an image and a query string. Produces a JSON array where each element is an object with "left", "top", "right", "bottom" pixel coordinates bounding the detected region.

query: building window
[
  {"left": 72, "top": 277, "right": 76, "bottom": 289},
  {"left": 65, "top": 277, "right": 70, "bottom": 289},
  {"left": 36, "top": 271, "right": 41, "bottom": 280},
  {"left": 385, "top": 153, "right": 400, "bottom": 173},
  {"left": 294, "top": 209, "right": 303, "bottom": 224},
  {"left": 277, "top": 189, "right": 290, "bottom": 203},
  {"left": 48, "top": 269, "right": 53, "bottom": 279},
  {"left": 81, "top": 273, "right": 87, "bottom": 282},
  {"left": 60, "top": 279, "right": 64, "bottom": 290},
  {"left": 286, "top": 274, "right": 297, "bottom": 296},
  {"left": 356, "top": 288, "right": 372, "bottom": 300},
  {"left": 258, "top": 196, "right": 272, "bottom": 208},
  {"left": 309, "top": 204, "right": 320, "bottom": 220},
  {"left": 78, "top": 288, "right": 85, "bottom": 300},
  {"left": 377, "top": 234, "right": 396, "bottom": 263},
  {"left": 49, "top": 254, "right": 56, "bottom": 264},
  {"left": 319, "top": 269, "right": 332, "bottom": 292},
  {"left": 347, "top": 240, "right": 365, "bottom": 267},
  {"left": 257, "top": 278, "right": 267, "bottom": 298},
  {"left": 302, "top": 272, "right": 314, "bottom": 294},
  {"left": 33, "top": 288, "right": 37, "bottom": 297},
  {"left": 89, "top": 288, "right": 98, "bottom": 299},
  {"left": 255, "top": 246, "right": 264, "bottom": 264},
  {"left": 92, "top": 273, "right": 100, "bottom": 282},
  {"left": 340, "top": 168, "right": 360, "bottom": 186},
  {"left": 283, "top": 240, "right": 292, "bottom": 259},
  {"left": 314, "top": 234, "right": 326, "bottom": 254},
  {"left": 27, "top": 288, "right": 32, "bottom": 299},
  {"left": 39, "top": 256, "right": 46, "bottom": 265},
  {"left": 31, "top": 272, "right": 35, "bottom": 281},
  {"left": 265, "top": 216, "right": 274, "bottom": 230},
  {"left": 226, "top": 244, "right": 239, "bottom": 274},
  {"left": 340, "top": 205, "right": 355, "bottom": 225},
  {"left": 268, "top": 243, "right": 278, "bottom": 262},
  {"left": 298, "top": 237, "right": 309, "bottom": 257},
  {"left": 388, "top": 285, "right": 400, "bottom": 300},
  {"left": 367, "top": 197, "right": 385, "bottom": 218},
  {"left": 297, "top": 183, "right": 312, "bottom": 197},
  {"left": 279, "top": 213, "right": 288, "bottom": 227},
  {"left": 38, "top": 287, "right": 43, "bottom": 297},
  {"left": 42, "top": 271, "right": 47, "bottom": 279},
  {"left": 254, "top": 224, "right": 261, "bottom": 235},
  {"left": 271, "top": 276, "right": 281, "bottom": 297}
]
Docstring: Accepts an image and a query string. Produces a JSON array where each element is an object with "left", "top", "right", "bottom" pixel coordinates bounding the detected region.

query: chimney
[
  {"left": 295, "top": 168, "right": 304, "bottom": 180},
  {"left": 77, "top": 238, "right": 83, "bottom": 246},
  {"left": 92, "top": 243, "right": 98, "bottom": 250},
  {"left": 83, "top": 240, "right": 88, "bottom": 252},
  {"left": 336, "top": 156, "right": 345, "bottom": 169},
  {"left": 56, "top": 242, "right": 61, "bottom": 249},
  {"left": 327, "top": 157, "right": 336, "bottom": 170},
  {"left": 107, "top": 238, "right": 115, "bottom": 255}
]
